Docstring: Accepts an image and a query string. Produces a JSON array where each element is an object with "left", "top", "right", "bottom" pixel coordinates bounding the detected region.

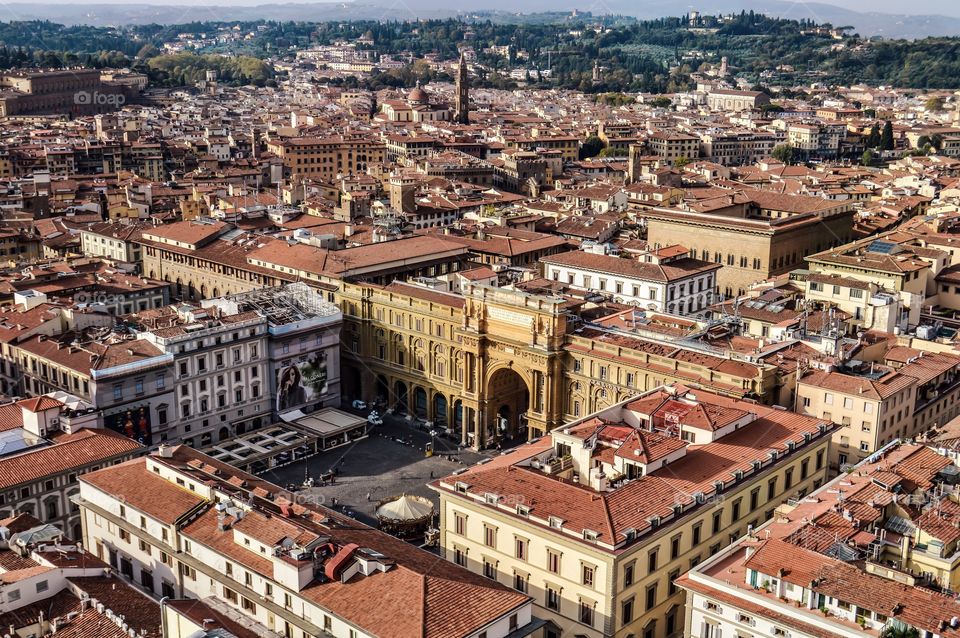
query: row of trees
[{"left": 146, "top": 53, "right": 274, "bottom": 87}]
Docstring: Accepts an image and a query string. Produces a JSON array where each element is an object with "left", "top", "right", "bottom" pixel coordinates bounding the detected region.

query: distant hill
[{"left": 3, "top": 0, "right": 960, "bottom": 39}]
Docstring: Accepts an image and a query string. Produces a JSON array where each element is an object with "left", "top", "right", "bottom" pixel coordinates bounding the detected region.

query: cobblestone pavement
[{"left": 262, "top": 411, "right": 497, "bottom": 528}]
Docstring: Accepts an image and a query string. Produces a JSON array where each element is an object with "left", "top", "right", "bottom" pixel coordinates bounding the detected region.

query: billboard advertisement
[
  {"left": 276, "top": 352, "right": 328, "bottom": 412},
  {"left": 104, "top": 406, "right": 152, "bottom": 446}
]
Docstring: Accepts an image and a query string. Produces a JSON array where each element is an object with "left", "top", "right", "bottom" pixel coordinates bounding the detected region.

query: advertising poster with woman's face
[{"left": 276, "top": 352, "right": 328, "bottom": 412}]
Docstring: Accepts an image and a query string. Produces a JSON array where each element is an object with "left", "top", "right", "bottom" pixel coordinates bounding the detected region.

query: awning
[{"left": 503, "top": 618, "right": 553, "bottom": 638}]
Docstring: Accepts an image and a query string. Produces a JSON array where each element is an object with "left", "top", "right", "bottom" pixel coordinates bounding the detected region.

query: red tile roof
[{"left": 0, "top": 428, "right": 143, "bottom": 490}]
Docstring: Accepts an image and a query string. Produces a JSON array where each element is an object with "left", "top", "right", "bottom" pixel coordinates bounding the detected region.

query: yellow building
[
  {"left": 804, "top": 234, "right": 945, "bottom": 328},
  {"left": 795, "top": 345, "right": 960, "bottom": 469},
  {"left": 337, "top": 278, "right": 782, "bottom": 446},
  {"left": 267, "top": 134, "right": 385, "bottom": 180},
  {"left": 646, "top": 191, "right": 856, "bottom": 298},
  {"left": 135, "top": 223, "right": 787, "bottom": 448},
  {"left": 432, "top": 384, "right": 833, "bottom": 638}
]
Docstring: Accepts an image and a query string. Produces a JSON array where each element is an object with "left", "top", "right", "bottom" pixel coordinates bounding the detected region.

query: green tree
[
  {"left": 136, "top": 43, "right": 159, "bottom": 60},
  {"left": 649, "top": 96, "right": 672, "bottom": 108},
  {"left": 598, "top": 147, "right": 625, "bottom": 158},
  {"left": 862, "top": 149, "right": 875, "bottom": 166},
  {"left": 881, "top": 120, "right": 895, "bottom": 151},
  {"left": 771, "top": 143, "right": 794, "bottom": 164},
  {"left": 865, "top": 123, "right": 881, "bottom": 149},
  {"left": 926, "top": 95, "right": 945, "bottom": 111},
  {"left": 579, "top": 135, "right": 605, "bottom": 159},
  {"left": 880, "top": 625, "right": 919, "bottom": 638}
]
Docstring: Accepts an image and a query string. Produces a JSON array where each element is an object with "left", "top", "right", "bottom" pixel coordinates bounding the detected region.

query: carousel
[{"left": 375, "top": 493, "right": 435, "bottom": 538}]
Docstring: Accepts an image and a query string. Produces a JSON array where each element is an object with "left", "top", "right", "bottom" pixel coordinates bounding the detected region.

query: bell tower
[{"left": 455, "top": 51, "right": 469, "bottom": 125}]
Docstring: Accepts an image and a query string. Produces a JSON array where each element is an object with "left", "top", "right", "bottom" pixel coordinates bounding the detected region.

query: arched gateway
[
  {"left": 456, "top": 284, "right": 566, "bottom": 448},
  {"left": 342, "top": 282, "right": 566, "bottom": 450}
]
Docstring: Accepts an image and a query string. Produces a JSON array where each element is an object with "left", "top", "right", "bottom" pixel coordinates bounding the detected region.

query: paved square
[{"left": 262, "top": 414, "right": 492, "bottom": 528}]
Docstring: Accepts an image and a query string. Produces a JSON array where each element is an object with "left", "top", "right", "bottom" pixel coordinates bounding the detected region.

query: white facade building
[
  {"left": 77, "top": 445, "right": 541, "bottom": 638},
  {"left": 541, "top": 244, "right": 721, "bottom": 315}
]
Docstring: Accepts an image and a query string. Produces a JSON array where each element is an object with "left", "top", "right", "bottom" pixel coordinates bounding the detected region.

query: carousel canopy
[{"left": 375, "top": 494, "right": 434, "bottom": 522}]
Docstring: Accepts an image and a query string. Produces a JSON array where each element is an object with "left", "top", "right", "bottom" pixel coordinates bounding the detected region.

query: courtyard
[{"left": 261, "top": 411, "right": 494, "bottom": 529}]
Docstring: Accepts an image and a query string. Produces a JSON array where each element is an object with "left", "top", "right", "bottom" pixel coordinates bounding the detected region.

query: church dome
[{"left": 408, "top": 84, "right": 429, "bottom": 105}]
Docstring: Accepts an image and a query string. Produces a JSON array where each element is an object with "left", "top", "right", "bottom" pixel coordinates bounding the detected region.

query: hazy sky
[{"left": 7, "top": 0, "right": 960, "bottom": 18}]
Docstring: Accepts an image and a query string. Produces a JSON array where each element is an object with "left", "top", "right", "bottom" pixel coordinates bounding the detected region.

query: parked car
[
  {"left": 367, "top": 410, "right": 383, "bottom": 426},
  {"left": 352, "top": 399, "right": 368, "bottom": 410}
]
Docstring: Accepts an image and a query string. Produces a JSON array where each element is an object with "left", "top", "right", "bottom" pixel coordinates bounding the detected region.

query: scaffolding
[{"left": 222, "top": 282, "right": 339, "bottom": 326}]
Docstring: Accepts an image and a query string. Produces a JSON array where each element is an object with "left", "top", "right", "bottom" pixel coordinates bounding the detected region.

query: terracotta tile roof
[
  {"left": 141, "top": 220, "right": 229, "bottom": 247},
  {"left": 0, "top": 588, "right": 79, "bottom": 632},
  {"left": 440, "top": 391, "right": 829, "bottom": 546},
  {"left": 90, "top": 450, "right": 530, "bottom": 638},
  {"left": 17, "top": 395, "right": 63, "bottom": 413},
  {"left": 675, "top": 570, "right": 839, "bottom": 638},
  {"left": 0, "top": 429, "right": 143, "bottom": 490},
  {"left": 68, "top": 576, "right": 161, "bottom": 638},
  {"left": 81, "top": 458, "right": 205, "bottom": 524},
  {"left": 746, "top": 539, "right": 960, "bottom": 637},
  {"left": 798, "top": 368, "right": 915, "bottom": 400},
  {"left": 17, "top": 334, "right": 166, "bottom": 377}
]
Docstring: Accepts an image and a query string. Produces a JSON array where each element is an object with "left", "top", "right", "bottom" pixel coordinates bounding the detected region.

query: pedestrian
[
  {"left": 366, "top": 491, "right": 371, "bottom": 501},
  {"left": 429, "top": 470, "right": 434, "bottom": 479}
]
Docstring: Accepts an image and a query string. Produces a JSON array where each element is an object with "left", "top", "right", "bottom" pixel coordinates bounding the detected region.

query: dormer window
[
  {"left": 583, "top": 529, "right": 599, "bottom": 542},
  {"left": 648, "top": 516, "right": 661, "bottom": 529},
  {"left": 516, "top": 504, "right": 530, "bottom": 516},
  {"left": 484, "top": 493, "right": 500, "bottom": 505},
  {"left": 549, "top": 516, "right": 564, "bottom": 529},
  {"left": 454, "top": 481, "right": 469, "bottom": 494}
]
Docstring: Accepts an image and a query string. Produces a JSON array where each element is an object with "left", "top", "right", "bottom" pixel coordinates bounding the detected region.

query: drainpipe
[{"left": 159, "top": 596, "right": 169, "bottom": 638}]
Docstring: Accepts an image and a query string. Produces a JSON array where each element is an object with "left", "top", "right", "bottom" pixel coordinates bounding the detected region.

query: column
[
  {"left": 460, "top": 406, "right": 470, "bottom": 446},
  {"left": 474, "top": 405, "right": 485, "bottom": 450}
]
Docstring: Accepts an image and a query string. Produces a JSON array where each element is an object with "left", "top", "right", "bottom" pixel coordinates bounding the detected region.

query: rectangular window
[
  {"left": 579, "top": 602, "right": 594, "bottom": 626},
  {"left": 515, "top": 537, "right": 527, "bottom": 560},
  {"left": 514, "top": 573, "right": 527, "bottom": 593},
  {"left": 582, "top": 564, "right": 594, "bottom": 587},
  {"left": 483, "top": 560, "right": 496, "bottom": 579},
  {"left": 546, "top": 588, "right": 560, "bottom": 611},
  {"left": 547, "top": 550, "right": 560, "bottom": 574},
  {"left": 646, "top": 582, "right": 658, "bottom": 611}
]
